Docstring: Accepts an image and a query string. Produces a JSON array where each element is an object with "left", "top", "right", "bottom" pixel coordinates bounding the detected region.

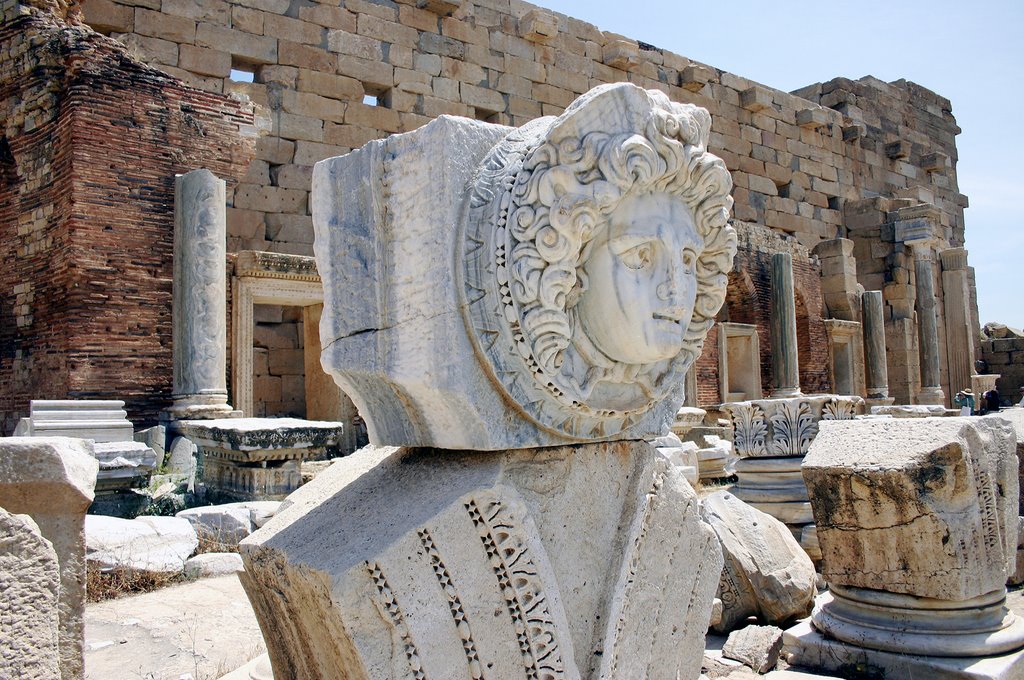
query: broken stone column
[
  {"left": 241, "top": 83, "right": 736, "bottom": 679},
  {"left": 770, "top": 252, "right": 801, "bottom": 397},
  {"left": 787, "top": 417, "right": 1024, "bottom": 677},
  {"left": 169, "top": 168, "right": 234, "bottom": 419},
  {"left": 0, "top": 508, "right": 61, "bottom": 680},
  {"left": 860, "top": 290, "right": 893, "bottom": 407},
  {"left": 0, "top": 437, "right": 99, "bottom": 680}
]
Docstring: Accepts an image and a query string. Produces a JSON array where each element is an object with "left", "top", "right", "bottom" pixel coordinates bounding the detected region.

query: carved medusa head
[{"left": 462, "top": 83, "right": 736, "bottom": 437}]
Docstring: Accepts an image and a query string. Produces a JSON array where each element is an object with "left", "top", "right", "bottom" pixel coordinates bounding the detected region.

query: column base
[
  {"left": 771, "top": 387, "right": 803, "bottom": 398},
  {"left": 785, "top": 618, "right": 1024, "bottom": 680},
  {"left": 916, "top": 386, "right": 946, "bottom": 406},
  {"left": 166, "top": 394, "right": 237, "bottom": 420},
  {"left": 811, "top": 586, "right": 1024, "bottom": 657},
  {"left": 865, "top": 396, "right": 895, "bottom": 409}
]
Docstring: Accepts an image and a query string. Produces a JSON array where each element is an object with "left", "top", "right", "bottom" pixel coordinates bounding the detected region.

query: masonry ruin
[
  {"left": 3, "top": 0, "right": 1023, "bottom": 677},
  {"left": 0, "top": 0, "right": 990, "bottom": 432}
]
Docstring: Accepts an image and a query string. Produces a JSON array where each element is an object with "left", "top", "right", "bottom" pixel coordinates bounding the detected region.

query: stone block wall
[
  {"left": 80, "top": 0, "right": 966, "bottom": 258},
  {"left": 0, "top": 4, "right": 256, "bottom": 433},
  {"left": 981, "top": 337, "right": 1024, "bottom": 404}
]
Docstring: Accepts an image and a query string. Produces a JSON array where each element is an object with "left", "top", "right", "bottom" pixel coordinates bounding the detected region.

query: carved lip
[{"left": 653, "top": 307, "right": 686, "bottom": 323}]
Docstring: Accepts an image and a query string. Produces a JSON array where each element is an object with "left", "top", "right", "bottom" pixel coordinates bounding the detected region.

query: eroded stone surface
[
  {"left": 804, "top": 417, "right": 1018, "bottom": 600},
  {"left": 0, "top": 437, "right": 97, "bottom": 680},
  {"left": 722, "top": 624, "right": 783, "bottom": 673},
  {"left": 702, "top": 492, "right": 816, "bottom": 632},
  {"left": 0, "top": 509, "right": 60, "bottom": 680},
  {"left": 240, "top": 441, "right": 722, "bottom": 679},
  {"left": 313, "top": 83, "right": 734, "bottom": 449},
  {"left": 86, "top": 515, "right": 198, "bottom": 574}
]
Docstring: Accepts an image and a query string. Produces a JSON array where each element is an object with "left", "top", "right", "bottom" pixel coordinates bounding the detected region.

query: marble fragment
[
  {"left": 722, "top": 624, "right": 783, "bottom": 673},
  {"left": 240, "top": 441, "right": 722, "bottom": 680},
  {"left": 702, "top": 491, "right": 816, "bottom": 632}
]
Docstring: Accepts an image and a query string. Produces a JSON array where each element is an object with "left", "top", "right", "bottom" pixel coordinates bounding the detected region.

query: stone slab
[{"left": 783, "top": 619, "right": 1024, "bottom": 680}]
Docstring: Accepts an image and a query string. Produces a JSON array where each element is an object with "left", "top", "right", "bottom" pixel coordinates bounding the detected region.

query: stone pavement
[
  {"left": 84, "top": 574, "right": 265, "bottom": 680},
  {"left": 84, "top": 569, "right": 1024, "bottom": 679}
]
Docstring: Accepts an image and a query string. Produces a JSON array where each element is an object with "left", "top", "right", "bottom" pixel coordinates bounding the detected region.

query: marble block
[
  {"left": 0, "top": 437, "right": 98, "bottom": 680},
  {"left": 239, "top": 441, "right": 722, "bottom": 679},
  {"left": 803, "top": 417, "right": 1018, "bottom": 601},
  {"left": 177, "top": 418, "right": 345, "bottom": 501},
  {"left": 313, "top": 83, "right": 735, "bottom": 449},
  {"left": 702, "top": 491, "right": 816, "bottom": 633}
]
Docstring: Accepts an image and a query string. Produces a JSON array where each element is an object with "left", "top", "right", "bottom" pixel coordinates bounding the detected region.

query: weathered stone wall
[
  {"left": 81, "top": 0, "right": 966, "bottom": 255},
  {"left": 981, "top": 336, "right": 1024, "bottom": 405},
  {"left": 78, "top": 0, "right": 969, "bottom": 410},
  {"left": 0, "top": 5, "right": 256, "bottom": 432}
]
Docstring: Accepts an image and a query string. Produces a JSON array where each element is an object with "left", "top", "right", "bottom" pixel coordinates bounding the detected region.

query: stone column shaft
[
  {"left": 940, "top": 248, "right": 975, "bottom": 399},
  {"left": 912, "top": 248, "right": 944, "bottom": 405},
  {"left": 170, "top": 169, "right": 233, "bottom": 418},
  {"left": 861, "top": 291, "right": 889, "bottom": 400},
  {"left": 770, "top": 252, "right": 801, "bottom": 397}
]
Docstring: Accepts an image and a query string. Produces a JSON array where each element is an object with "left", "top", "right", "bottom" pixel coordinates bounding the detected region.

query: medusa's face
[{"left": 575, "top": 192, "right": 701, "bottom": 365}]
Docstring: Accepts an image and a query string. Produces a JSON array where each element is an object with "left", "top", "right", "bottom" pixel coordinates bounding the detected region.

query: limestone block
[
  {"left": 681, "top": 64, "right": 714, "bottom": 91},
  {"left": 0, "top": 437, "right": 97, "bottom": 680},
  {"left": 702, "top": 492, "right": 816, "bottom": 632},
  {"left": 795, "top": 108, "right": 828, "bottom": 129},
  {"left": 723, "top": 624, "right": 783, "bottom": 673},
  {"left": 520, "top": 8, "right": 559, "bottom": 42},
  {"left": 184, "top": 552, "right": 244, "bottom": 579},
  {"left": 240, "top": 441, "right": 723, "bottom": 679},
  {"left": 885, "top": 140, "right": 911, "bottom": 159},
  {"left": 803, "top": 418, "right": 1019, "bottom": 601},
  {"left": 313, "top": 83, "right": 735, "bottom": 449},
  {"left": 602, "top": 40, "right": 641, "bottom": 71},
  {"left": 85, "top": 515, "right": 198, "bottom": 575},
  {"left": 177, "top": 501, "right": 281, "bottom": 546},
  {"left": 740, "top": 86, "right": 773, "bottom": 112},
  {"left": 651, "top": 432, "right": 699, "bottom": 486},
  {"left": 0, "top": 509, "right": 61, "bottom": 680}
]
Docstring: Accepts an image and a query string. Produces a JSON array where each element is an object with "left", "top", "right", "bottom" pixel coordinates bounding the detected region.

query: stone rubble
[{"left": 722, "top": 624, "right": 784, "bottom": 674}]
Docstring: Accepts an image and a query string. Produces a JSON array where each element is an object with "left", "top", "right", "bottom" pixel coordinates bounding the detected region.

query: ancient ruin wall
[
  {"left": 0, "top": 7, "right": 256, "bottom": 432},
  {"left": 81, "top": 0, "right": 967, "bottom": 258}
]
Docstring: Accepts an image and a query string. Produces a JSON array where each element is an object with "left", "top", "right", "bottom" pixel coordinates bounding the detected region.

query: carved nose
[{"left": 657, "top": 262, "right": 684, "bottom": 301}]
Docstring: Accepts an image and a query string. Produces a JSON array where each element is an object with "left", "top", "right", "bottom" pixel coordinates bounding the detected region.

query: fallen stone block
[
  {"left": 723, "top": 624, "right": 783, "bottom": 673},
  {"left": 0, "top": 509, "right": 61, "bottom": 680},
  {"left": 184, "top": 552, "right": 244, "bottom": 579},
  {"left": 86, "top": 515, "right": 198, "bottom": 574},
  {"left": 702, "top": 491, "right": 816, "bottom": 632},
  {"left": 177, "top": 501, "right": 281, "bottom": 547}
]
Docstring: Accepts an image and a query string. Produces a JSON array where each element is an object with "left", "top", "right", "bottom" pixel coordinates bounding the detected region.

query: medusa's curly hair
[{"left": 504, "top": 86, "right": 736, "bottom": 383}]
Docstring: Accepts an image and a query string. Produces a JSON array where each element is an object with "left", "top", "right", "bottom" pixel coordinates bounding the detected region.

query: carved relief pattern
[
  {"left": 728, "top": 403, "right": 768, "bottom": 456},
  {"left": 458, "top": 86, "right": 736, "bottom": 440},
  {"left": 465, "top": 496, "right": 565, "bottom": 680},
  {"left": 365, "top": 561, "right": 427, "bottom": 680},
  {"left": 416, "top": 528, "right": 485, "bottom": 680},
  {"left": 604, "top": 470, "right": 663, "bottom": 677},
  {"left": 769, "top": 400, "right": 818, "bottom": 456},
  {"left": 822, "top": 397, "right": 858, "bottom": 421}
]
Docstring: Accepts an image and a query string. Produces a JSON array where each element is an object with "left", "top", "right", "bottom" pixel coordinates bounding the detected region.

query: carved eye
[
  {"left": 619, "top": 243, "right": 653, "bottom": 270},
  {"left": 681, "top": 248, "right": 697, "bottom": 272}
]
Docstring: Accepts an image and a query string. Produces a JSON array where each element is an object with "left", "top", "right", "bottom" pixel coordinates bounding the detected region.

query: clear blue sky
[{"left": 538, "top": 0, "right": 1022, "bottom": 327}]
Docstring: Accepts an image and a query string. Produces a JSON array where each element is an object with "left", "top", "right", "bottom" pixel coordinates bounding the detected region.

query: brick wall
[
  {"left": 0, "top": 7, "right": 255, "bottom": 432},
  {"left": 692, "top": 223, "right": 828, "bottom": 407}
]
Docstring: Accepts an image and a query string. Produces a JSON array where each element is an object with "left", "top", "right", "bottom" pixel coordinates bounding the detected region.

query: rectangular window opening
[
  {"left": 362, "top": 85, "right": 392, "bottom": 108},
  {"left": 229, "top": 59, "right": 256, "bottom": 83},
  {"left": 474, "top": 108, "right": 501, "bottom": 124}
]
